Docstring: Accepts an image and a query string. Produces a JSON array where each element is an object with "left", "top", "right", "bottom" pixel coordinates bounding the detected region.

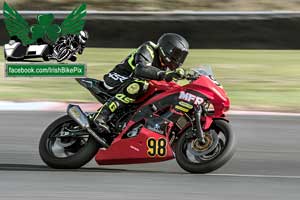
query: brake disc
[{"left": 186, "top": 130, "right": 219, "bottom": 156}]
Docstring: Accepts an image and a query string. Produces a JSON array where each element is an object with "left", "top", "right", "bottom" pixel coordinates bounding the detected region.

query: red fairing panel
[
  {"left": 134, "top": 80, "right": 181, "bottom": 104},
  {"left": 95, "top": 74, "right": 230, "bottom": 165},
  {"left": 95, "top": 127, "right": 174, "bottom": 165},
  {"left": 183, "top": 76, "right": 230, "bottom": 117}
]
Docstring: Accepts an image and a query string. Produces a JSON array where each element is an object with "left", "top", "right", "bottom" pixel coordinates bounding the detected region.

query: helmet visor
[
  {"left": 162, "top": 41, "right": 188, "bottom": 65},
  {"left": 170, "top": 47, "right": 188, "bottom": 66}
]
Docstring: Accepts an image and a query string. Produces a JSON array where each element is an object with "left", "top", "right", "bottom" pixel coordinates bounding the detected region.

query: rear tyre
[
  {"left": 42, "top": 49, "right": 50, "bottom": 61},
  {"left": 42, "top": 53, "right": 49, "bottom": 61},
  {"left": 175, "top": 119, "right": 236, "bottom": 173},
  {"left": 39, "top": 115, "right": 100, "bottom": 169}
]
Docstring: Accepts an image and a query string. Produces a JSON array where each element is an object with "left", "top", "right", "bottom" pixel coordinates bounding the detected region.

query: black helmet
[{"left": 157, "top": 33, "right": 189, "bottom": 70}]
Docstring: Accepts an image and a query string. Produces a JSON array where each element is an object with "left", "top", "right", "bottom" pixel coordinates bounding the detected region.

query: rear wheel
[
  {"left": 39, "top": 115, "right": 100, "bottom": 169},
  {"left": 175, "top": 119, "right": 236, "bottom": 173},
  {"left": 42, "top": 51, "right": 50, "bottom": 61}
]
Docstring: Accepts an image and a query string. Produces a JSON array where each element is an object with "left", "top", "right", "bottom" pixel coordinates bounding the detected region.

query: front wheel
[
  {"left": 39, "top": 115, "right": 100, "bottom": 169},
  {"left": 175, "top": 119, "right": 236, "bottom": 173},
  {"left": 56, "top": 48, "right": 71, "bottom": 62}
]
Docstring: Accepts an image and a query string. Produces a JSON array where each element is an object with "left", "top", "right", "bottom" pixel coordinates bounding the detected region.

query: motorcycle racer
[
  {"left": 51, "top": 30, "right": 88, "bottom": 62},
  {"left": 94, "top": 33, "right": 189, "bottom": 133}
]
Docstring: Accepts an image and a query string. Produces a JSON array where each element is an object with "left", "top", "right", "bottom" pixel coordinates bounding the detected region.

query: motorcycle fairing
[
  {"left": 183, "top": 76, "right": 230, "bottom": 116},
  {"left": 95, "top": 90, "right": 185, "bottom": 165},
  {"left": 95, "top": 84, "right": 209, "bottom": 165},
  {"left": 93, "top": 74, "right": 229, "bottom": 165},
  {"left": 132, "top": 92, "right": 179, "bottom": 122},
  {"left": 95, "top": 127, "right": 174, "bottom": 165}
]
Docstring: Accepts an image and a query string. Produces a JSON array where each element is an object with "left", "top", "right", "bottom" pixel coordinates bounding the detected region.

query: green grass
[{"left": 0, "top": 48, "right": 299, "bottom": 112}]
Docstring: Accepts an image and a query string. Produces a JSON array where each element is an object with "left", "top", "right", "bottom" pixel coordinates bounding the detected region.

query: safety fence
[{"left": 1, "top": 11, "right": 300, "bottom": 49}]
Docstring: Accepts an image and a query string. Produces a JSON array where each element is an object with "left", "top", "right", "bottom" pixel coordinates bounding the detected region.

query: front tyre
[
  {"left": 175, "top": 119, "right": 236, "bottom": 173},
  {"left": 56, "top": 48, "right": 71, "bottom": 62},
  {"left": 39, "top": 115, "right": 100, "bottom": 169}
]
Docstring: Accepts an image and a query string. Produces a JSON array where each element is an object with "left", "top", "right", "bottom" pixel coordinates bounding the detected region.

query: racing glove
[{"left": 163, "top": 68, "right": 185, "bottom": 82}]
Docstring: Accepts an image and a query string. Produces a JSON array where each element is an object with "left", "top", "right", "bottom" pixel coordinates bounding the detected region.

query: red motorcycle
[{"left": 39, "top": 68, "right": 235, "bottom": 173}]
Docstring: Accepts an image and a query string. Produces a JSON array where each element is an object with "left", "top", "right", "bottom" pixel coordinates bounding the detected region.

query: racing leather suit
[{"left": 93, "top": 41, "right": 167, "bottom": 131}]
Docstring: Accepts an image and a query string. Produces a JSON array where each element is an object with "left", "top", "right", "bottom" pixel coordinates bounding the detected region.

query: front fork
[{"left": 194, "top": 106, "right": 206, "bottom": 144}]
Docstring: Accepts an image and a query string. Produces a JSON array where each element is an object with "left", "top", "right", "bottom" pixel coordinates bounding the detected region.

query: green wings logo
[{"left": 3, "top": 2, "right": 86, "bottom": 45}]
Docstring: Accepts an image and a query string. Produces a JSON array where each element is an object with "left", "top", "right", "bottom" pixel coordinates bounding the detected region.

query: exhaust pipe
[{"left": 67, "top": 104, "right": 109, "bottom": 148}]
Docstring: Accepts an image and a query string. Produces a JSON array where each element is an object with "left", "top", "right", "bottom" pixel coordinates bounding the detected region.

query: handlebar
[
  {"left": 182, "top": 68, "right": 212, "bottom": 81},
  {"left": 182, "top": 73, "right": 199, "bottom": 81},
  {"left": 184, "top": 74, "right": 196, "bottom": 81}
]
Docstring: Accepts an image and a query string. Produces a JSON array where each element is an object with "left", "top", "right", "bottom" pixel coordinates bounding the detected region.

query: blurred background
[
  {"left": 0, "top": 0, "right": 299, "bottom": 112},
  {"left": 5, "top": 0, "right": 300, "bottom": 11},
  {"left": 0, "top": 2, "right": 300, "bottom": 199}
]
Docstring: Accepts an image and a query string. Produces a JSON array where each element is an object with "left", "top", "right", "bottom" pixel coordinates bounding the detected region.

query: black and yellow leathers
[{"left": 94, "top": 41, "right": 168, "bottom": 133}]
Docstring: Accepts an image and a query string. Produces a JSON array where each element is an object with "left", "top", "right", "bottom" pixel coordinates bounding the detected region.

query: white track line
[
  {"left": 207, "top": 173, "right": 300, "bottom": 179},
  {"left": 229, "top": 110, "right": 300, "bottom": 117},
  {"left": 0, "top": 101, "right": 63, "bottom": 111}
]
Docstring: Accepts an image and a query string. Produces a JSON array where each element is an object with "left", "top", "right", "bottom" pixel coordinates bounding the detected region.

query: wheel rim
[
  {"left": 57, "top": 49, "right": 71, "bottom": 61},
  {"left": 184, "top": 128, "right": 227, "bottom": 163},
  {"left": 47, "top": 121, "right": 90, "bottom": 158}
]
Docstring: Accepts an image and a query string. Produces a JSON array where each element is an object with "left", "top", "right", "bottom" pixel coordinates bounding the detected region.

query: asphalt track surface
[{"left": 0, "top": 111, "right": 299, "bottom": 199}]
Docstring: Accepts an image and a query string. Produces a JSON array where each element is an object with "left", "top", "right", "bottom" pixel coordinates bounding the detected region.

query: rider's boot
[
  {"left": 93, "top": 105, "right": 112, "bottom": 134},
  {"left": 93, "top": 98, "right": 122, "bottom": 134}
]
